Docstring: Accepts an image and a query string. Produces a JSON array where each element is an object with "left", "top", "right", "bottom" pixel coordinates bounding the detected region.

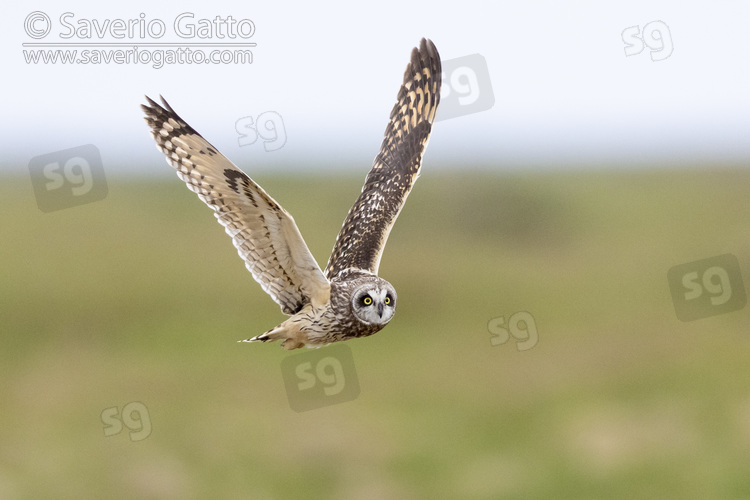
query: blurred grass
[{"left": 1, "top": 168, "right": 749, "bottom": 499}]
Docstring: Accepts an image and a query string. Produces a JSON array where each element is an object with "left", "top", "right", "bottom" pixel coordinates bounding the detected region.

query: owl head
[{"left": 351, "top": 278, "right": 397, "bottom": 326}]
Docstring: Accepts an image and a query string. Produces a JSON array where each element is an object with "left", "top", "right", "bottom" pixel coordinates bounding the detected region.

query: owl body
[
  {"left": 142, "top": 39, "right": 440, "bottom": 349},
  {"left": 252, "top": 269, "right": 396, "bottom": 349}
]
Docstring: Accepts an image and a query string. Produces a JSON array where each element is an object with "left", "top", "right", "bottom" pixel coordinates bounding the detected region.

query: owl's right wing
[
  {"left": 142, "top": 96, "right": 330, "bottom": 315},
  {"left": 325, "top": 38, "right": 441, "bottom": 279}
]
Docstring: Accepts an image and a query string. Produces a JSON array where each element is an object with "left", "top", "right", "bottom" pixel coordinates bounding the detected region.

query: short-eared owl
[{"left": 142, "top": 38, "right": 441, "bottom": 349}]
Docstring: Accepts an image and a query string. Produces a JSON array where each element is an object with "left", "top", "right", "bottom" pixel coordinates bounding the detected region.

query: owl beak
[{"left": 377, "top": 302, "right": 384, "bottom": 318}]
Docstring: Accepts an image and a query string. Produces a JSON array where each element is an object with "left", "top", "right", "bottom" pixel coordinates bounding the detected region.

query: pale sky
[{"left": 3, "top": 1, "right": 749, "bottom": 175}]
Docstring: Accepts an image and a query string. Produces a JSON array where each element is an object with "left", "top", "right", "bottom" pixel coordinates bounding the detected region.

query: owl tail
[{"left": 238, "top": 322, "right": 307, "bottom": 350}]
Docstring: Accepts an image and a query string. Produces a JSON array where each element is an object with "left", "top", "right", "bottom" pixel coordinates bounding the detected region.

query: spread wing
[
  {"left": 324, "top": 38, "right": 441, "bottom": 279},
  {"left": 142, "top": 96, "right": 330, "bottom": 315}
]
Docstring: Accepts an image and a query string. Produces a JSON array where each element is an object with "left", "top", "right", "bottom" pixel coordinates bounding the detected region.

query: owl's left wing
[
  {"left": 142, "top": 96, "right": 330, "bottom": 315},
  {"left": 325, "top": 38, "right": 441, "bottom": 279}
]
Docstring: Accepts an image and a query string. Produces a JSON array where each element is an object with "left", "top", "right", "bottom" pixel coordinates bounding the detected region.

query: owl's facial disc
[{"left": 353, "top": 283, "right": 397, "bottom": 325}]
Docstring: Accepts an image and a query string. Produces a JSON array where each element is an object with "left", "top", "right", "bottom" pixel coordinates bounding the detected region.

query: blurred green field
[{"left": 1, "top": 168, "right": 749, "bottom": 499}]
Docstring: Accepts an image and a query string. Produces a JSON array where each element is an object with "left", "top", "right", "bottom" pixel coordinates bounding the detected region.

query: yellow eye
[
  {"left": 384, "top": 296, "right": 391, "bottom": 305},
  {"left": 363, "top": 296, "right": 372, "bottom": 306}
]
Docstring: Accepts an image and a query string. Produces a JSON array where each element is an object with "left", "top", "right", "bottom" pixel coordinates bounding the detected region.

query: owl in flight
[{"left": 142, "top": 38, "right": 441, "bottom": 349}]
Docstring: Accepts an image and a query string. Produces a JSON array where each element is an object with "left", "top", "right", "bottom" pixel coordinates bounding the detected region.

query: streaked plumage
[{"left": 141, "top": 38, "right": 441, "bottom": 349}]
